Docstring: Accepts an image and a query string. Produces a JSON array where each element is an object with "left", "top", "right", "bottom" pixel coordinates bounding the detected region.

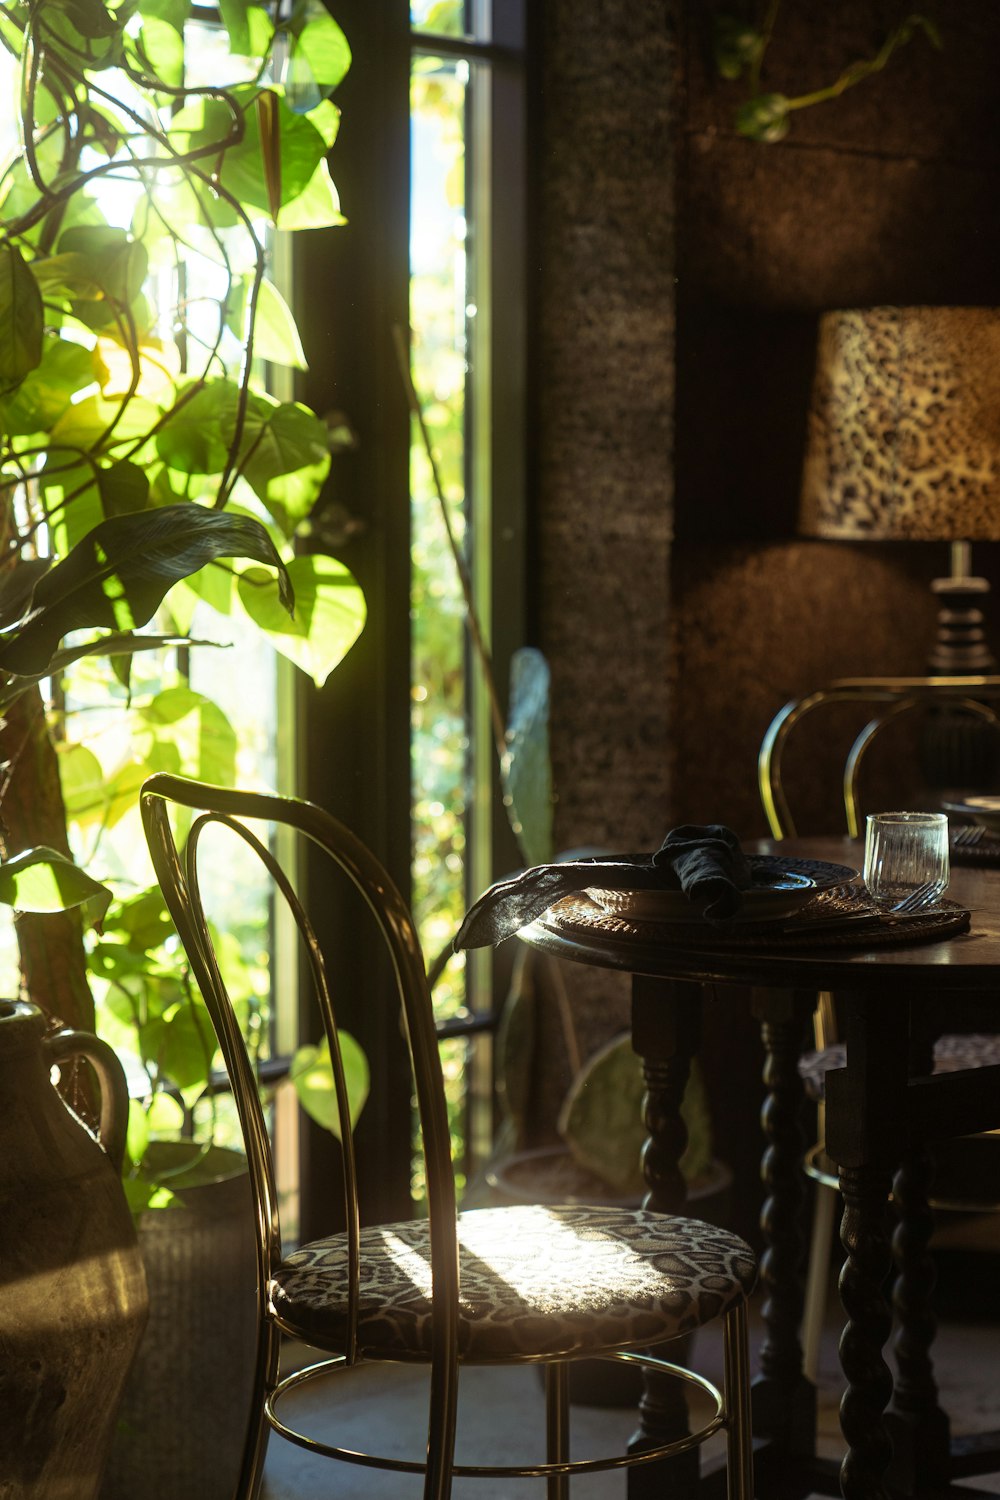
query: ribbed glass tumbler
[{"left": 863, "top": 811, "right": 950, "bottom": 910}]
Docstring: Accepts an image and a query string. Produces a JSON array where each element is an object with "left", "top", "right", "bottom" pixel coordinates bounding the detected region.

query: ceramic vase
[{"left": 0, "top": 999, "right": 148, "bottom": 1499}]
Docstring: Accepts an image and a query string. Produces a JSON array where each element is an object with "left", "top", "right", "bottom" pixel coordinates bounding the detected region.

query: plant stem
[
  {"left": 0, "top": 686, "right": 95, "bottom": 1036},
  {"left": 392, "top": 322, "right": 508, "bottom": 769},
  {"left": 749, "top": 0, "right": 781, "bottom": 97},
  {"left": 783, "top": 16, "right": 935, "bottom": 115}
]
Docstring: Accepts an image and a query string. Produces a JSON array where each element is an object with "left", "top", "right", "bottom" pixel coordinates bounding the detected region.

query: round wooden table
[{"left": 521, "top": 839, "right": 1000, "bottom": 1500}]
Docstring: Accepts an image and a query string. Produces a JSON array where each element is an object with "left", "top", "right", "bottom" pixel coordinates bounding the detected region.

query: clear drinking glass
[{"left": 863, "top": 811, "right": 950, "bottom": 910}]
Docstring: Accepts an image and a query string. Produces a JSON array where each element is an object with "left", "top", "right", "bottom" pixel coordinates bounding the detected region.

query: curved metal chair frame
[
  {"left": 759, "top": 677, "right": 1000, "bottom": 1382},
  {"left": 759, "top": 674, "right": 1000, "bottom": 840},
  {"left": 141, "top": 773, "right": 755, "bottom": 1500}
]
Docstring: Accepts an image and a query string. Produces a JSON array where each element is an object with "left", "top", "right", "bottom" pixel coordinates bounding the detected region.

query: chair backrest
[
  {"left": 139, "top": 772, "right": 460, "bottom": 1371},
  {"left": 760, "top": 681, "right": 1000, "bottom": 839},
  {"left": 759, "top": 685, "right": 1000, "bottom": 1052}
]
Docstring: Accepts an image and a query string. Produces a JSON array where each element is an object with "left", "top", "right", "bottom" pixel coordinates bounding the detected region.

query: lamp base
[
  {"left": 920, "top": 577, "right": 1000, "bottom": 791},
  {"left": 927, "top": 577, "right": 997, "bottom": 675},
  {"left": 918, "top": 719, "right": 1000, "bottom": 795}
]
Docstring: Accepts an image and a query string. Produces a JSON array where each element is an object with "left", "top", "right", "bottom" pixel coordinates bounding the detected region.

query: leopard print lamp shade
[{"left": 799, "top": 306, "right": 1000, "bottom": 542}]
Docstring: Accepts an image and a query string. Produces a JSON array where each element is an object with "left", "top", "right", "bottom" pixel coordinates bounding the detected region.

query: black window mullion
[
  {"left": 292, "top": 0, "right": 528, "bottom": 1229},
  {"left": 294, "top": 0, "right": 414, "bottom": 1236}
]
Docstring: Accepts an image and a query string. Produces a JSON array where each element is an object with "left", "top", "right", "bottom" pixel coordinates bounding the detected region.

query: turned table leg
[
  {"left": 884, "top": 1012, "right": 949, "bottom": 1492},
  {"left": 750, "top": 987, "right": 817, "bottom": 1459},
  {"left": 626, "top": 974, "right": 702, "bottom": 1500},
  {"left": 883, "top": 1144, "right": 949, "bottom": 1493},
  {"left": 837, "top": 1162, "right": 895, "bottom": 1500},
  {"left": 826, "top": 990, "right": 911, "bottom": 1500}
]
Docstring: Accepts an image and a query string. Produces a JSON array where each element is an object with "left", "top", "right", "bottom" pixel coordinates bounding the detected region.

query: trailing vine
[
  {"left": 714, "top": 4, "right": 942, "bottom": 142},
  {"left": 0, "top": 0, "right": 368, "bottom": 1201}
]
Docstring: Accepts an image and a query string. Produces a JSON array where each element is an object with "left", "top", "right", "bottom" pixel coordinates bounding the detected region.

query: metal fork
[
  {"left": 890, "top": 880, "right": 940, "bottom": 914},
  {"left": 953, "top": 823, "right": 986, "bottom": 848},
  {"left": 781, "top": 879, "right": 940, "bottom": 933}
]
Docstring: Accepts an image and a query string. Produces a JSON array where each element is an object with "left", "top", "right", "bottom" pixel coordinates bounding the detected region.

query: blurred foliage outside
[
  {"left": 409, "top": 39, "right": 472, "bottom": 1193},
  {"left": 411, "top": 0, "right": 465, "bottom": 39}
]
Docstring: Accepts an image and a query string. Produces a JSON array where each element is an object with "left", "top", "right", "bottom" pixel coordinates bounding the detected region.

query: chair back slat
[
  {"left": 142, "top": 795, "right": 284, "bottom": 1302},
  {"left": 140, "top": 773, "right": 460, "bottom": 1381}
]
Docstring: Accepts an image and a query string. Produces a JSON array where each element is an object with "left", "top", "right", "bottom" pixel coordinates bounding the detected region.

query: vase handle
[{"left": 45, "top": 1029, "right": 130, "bottom": 1173}]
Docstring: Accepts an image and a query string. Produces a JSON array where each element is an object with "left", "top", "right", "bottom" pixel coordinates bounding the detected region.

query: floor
[{"left": 261, "top": 1244, "right": 1000, "bottom": 1498}]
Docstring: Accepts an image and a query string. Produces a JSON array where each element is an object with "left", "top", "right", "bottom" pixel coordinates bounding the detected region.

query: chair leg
[
  {"left": 723, "top": 1301, "right": 754, "bottom": 1500},
  {"left": 424, "top": 1347, "right": 460, "bottom": 1500},
  {"left": 802, "top": 1179, "right": 838, "bottom": 1383},
  {"left": 544, "top": 1361, "right": 571, "bottom": 1500},
  {"left": 235, "top": 1319, "right": 280, "bottom": 1500}
]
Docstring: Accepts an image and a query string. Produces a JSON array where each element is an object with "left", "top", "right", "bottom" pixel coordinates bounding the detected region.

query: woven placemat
[
  {"left": 548, "top": 887, "right": 971, "bottom": 950},
  {"left": 950, "top": 828, "right": 1000, "bottom": 866}
]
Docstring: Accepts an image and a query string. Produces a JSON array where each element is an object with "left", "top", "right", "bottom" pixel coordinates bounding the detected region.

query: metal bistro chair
[
  {"left": 759, "top": 679, "right": 1000, "bottom": 1382},
  {"left": 140, "top": 773, "right": 758, "bottom": 1500}
]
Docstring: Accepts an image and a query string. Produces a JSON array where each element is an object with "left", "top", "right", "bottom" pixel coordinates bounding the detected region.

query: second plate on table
[
  {"left": 942, "top": 797, "right": 1000, "bottom": 832},
  {"left": 585, "top": 855, "right": 859, "bottom": 924}
]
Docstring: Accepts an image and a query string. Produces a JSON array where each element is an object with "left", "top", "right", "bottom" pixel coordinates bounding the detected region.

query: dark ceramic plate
[
  {"left": 943, "top": 797, "right": 1000, "bottom": 832},
  {"left": 586, "top": 855, "right": 858, "bottom": 924}
]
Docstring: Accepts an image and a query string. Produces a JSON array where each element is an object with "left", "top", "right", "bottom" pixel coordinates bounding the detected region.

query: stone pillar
[{"left": 535, "top": 1, "right": 678, "bottom": 857}]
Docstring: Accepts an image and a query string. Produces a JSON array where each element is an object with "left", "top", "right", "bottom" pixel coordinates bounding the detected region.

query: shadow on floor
[{"left": 262, "top": 1274, "right": 1000, "bottom": 1498}]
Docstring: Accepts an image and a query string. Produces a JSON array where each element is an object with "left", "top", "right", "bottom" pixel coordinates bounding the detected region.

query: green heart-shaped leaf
[
  {"left": 0, "top": 846, "right": 113, "bottom": 925},
  {"left": 237, "top": 553, "right": 364, "bottom": 685},
  {"left": 289, "top": 1031, "right": 369, "bottom": 1140},
  {"left": 0, "top": 244, "right": 43, "bottom": 392},
  {"left": 501, "top": 647, "right": 554, "bottom": 868},
  {"left": 0, "top": 504, "right": 293, "bottom": 676}
]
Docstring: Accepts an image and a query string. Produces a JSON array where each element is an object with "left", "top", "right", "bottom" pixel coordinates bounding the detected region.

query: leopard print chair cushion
[
  {"left": 270, "top": 1204, "right": 757, "bottom": 1362},
  {"left": 798, "top": 1033, "right": 1000, "bottom": 1100}
]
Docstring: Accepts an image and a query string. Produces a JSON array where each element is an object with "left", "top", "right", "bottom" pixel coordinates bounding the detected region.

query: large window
[
  {"left": 293, "top": 0, "right": 527, "bottom": 1225},
  {"left": 409, "top": 1, "right": 527, "bottom": 1192}
]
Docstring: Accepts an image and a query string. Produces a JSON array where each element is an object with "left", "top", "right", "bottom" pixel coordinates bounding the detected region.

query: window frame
[{"left": 291, "top": 0, "right": 528, "bottom": 1233}]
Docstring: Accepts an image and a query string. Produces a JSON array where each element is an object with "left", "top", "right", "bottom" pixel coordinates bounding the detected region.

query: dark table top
[{"left": 520, "top": 836, "right": 1000, "bottom": 993}]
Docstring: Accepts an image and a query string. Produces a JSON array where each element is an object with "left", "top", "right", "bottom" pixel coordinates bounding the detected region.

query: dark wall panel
[
  {"left": 673, "top": 1, "right": 1000, "bottom": 837},
  {"left": 531, "top": 1, "right": 1000, "bottom": 1239}
]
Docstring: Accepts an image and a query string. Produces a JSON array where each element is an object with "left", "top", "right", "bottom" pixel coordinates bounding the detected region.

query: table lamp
[{"left": 799, "top": 305, "right": 1000, "bottom": 676}]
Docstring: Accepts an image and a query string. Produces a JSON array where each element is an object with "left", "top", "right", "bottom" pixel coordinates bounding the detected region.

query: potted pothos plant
[{"left": 0, "top": 0, "right": 370, "bottom": 1210}]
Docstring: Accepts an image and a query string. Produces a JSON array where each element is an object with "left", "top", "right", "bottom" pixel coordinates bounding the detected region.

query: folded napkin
[
  {"left": 454, "top": 824, "right": 753, "bottom": 949},
  {"left": 653, "top": 825, "right": 753, "bottom": 920}
]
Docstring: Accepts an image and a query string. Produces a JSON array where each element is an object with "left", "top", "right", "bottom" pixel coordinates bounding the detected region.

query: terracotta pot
[
  {"left": 100, "top": 1141, "right": 257, "bottom": 1500},
  {"left": 0, "top": 999, "right": 148, "bottom": 1499}
]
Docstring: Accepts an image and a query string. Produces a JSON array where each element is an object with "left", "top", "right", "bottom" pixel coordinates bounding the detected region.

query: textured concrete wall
[
  {"left": 531, "top": 3, "right": 1000, "bottom": 849},
  {"left": 671, "top": 1, "right": 1000, "bottom": 1239},
  {"left": 527, "top": 1, "right": 1000, "bottom": 1228},
  {"left": 673, "top": 0, "right": 1000, "bottom": 838},
  {"left": 535, "top": 2, "right": 677, "bottom": 855},
  {"left": 525, "top": 2, "right": 679, "bottom": 1139}
]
